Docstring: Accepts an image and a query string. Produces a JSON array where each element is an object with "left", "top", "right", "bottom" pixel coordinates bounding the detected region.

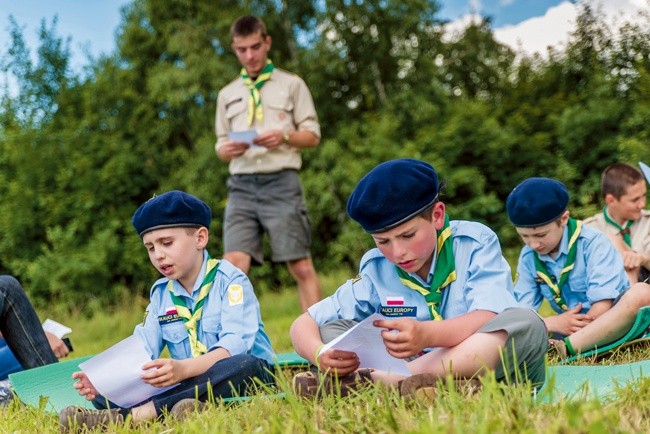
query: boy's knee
[
  {"left": 0, "top": 275, "right": 23, "bottom": 296},
  {"left": 623, "top": 282, "right": 650, "bottom": 308}
]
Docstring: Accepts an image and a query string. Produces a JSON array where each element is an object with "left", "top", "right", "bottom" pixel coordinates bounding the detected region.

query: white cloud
[{"left": 446, "top": 0, "right": 650, "bottom": 57}]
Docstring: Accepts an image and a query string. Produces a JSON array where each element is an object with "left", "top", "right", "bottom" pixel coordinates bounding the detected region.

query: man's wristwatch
[{"left": 283, "top": 132, "right": 290, "bottom": 144}]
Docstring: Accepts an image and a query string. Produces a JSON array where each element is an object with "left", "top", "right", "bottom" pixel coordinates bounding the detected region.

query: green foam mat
[
  {"left": 565, "top": 306, "right": 650, "bottom": 363},
  {"left": 539, "top": 359, "right": 650, "bottom": 402},
  {"left": 9, "top": 352, "right": 307, "bottom": 413}
]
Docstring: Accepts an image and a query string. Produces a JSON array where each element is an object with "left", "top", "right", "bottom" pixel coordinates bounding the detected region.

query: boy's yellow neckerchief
[
  {"left": 602, "top": 206, "right": 633, "bottom": 247},
  {"left": 241, "top": 59, "right": 274, "bottom": 126},
  {"left": 167, "top": 257, "right": 220, "bottom": 357},
  {"left": 533, "top": 218, "right": 582, "bottom": 311},
  {"left": 395, "top": 215, "right": 456, "bottom": 320}
]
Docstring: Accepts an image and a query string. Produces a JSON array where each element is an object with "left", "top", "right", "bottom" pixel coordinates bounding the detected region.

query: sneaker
[
  {"left": 59, "top": 406, "right": 123, "bottom": 433},
  {"left": 548, "top": 339, "right": 568, "bottom": 361},
  {"left": 170, "top": 398, "right": 210, "bottom": 420},
  {"left": 398, "top": 374, "right": 482, "bottom": 401},
  {"left": 292, "top": 369, "right": 374, "bottom": 398}
]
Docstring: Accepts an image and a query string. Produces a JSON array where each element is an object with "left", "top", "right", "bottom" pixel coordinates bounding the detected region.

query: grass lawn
[{"left": 2, "top": 270, "right": 650, "bottom": 433}]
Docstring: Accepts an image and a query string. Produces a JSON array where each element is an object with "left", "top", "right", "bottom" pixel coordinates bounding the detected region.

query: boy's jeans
[
  {"left": 0, "top": 275, "right": 57, "bottom": 371},
  {"left": 92, "top": 353, "right": 275, "bottom": 415}
]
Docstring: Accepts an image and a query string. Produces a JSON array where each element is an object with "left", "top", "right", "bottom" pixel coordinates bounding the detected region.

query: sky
[{"left": 0, "top": 0, "right": 648, "bottom": 72}]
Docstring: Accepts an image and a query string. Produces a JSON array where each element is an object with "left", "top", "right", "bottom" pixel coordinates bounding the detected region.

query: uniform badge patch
[
  {"left": 228, "top": 284, "right": 244, "bottom": 306},
  {"left": 351, "top": 274, "right": 362, "bottom": 284}
]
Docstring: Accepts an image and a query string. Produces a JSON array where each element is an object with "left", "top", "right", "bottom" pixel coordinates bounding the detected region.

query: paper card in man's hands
[
  {"left": 79, "top": 335, "right": 178, "bottom": 408},
  {"left": 318, "top": 313, "right": 411, "bottom": 376},
  {"left": 228, "top": 129, "right": 266, "bottom": 156}
]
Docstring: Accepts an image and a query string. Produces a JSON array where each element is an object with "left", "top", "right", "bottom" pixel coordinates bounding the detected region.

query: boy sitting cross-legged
[{"left": 59, "top": 191, "right": 275, "bottom": 431}]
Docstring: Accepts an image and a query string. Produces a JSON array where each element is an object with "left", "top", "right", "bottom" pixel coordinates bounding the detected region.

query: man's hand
[
  {"left": 216, "top": 140, "right": 248, "bottom": 160},
  {"left": 72, "top": 371, "right": 98, "bottom": 401},
  {"left": 141, "top": 358, "right": 188, "bottom": 388},
  {"left": 374, "top": 318, "right": 428, "bottom": 359},
  {"left": 45, "top": 331, "right": 69, "bottom": 359},
  {"left": 621, "top": 251, "right": 645, "bottom": 271},
  {"left": 544, "top": 303, "right": 594, "bottom": 335},
  {"left": 253, "top": 130, "right": 284, "bottom": 150},
  {"left": 316, "top": 348, "right": 359, "bottom": 377}
]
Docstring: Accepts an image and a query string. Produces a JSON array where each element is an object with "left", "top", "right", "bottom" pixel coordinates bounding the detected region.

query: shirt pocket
[
  {"left": 161, "top": 322, "right": 189, "bottom": 356},
  {"left": 267, "top": 96, "right": 294, "bottom": 117},
  {"left": 225, "top": 99, "right": 247, "bottom": 121},
  {"left": 200, "top": 313, "right": 222, "bottom": 344},
  {"left": 567, "top": 273, "right": 589, "bottom": 293}
]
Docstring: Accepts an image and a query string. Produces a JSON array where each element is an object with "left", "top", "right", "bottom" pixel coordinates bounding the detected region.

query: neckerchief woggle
[
  {"left": 602, "top": 206, "right": 633, "bottom": 247},
  {"left": 533, "top": 218, "right": 582, "bottom": 311},
  {"left": 167, "top": 256, "right": 220, "bottom": 357},
  {"left": 241, "top": 59, "right": 274, "bottom": 126},
  {"left": 396, "top": 214, "right": 456, "bottom": 320}
]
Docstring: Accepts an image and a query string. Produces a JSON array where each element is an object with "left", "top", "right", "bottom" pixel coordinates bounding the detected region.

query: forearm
[
  {"left": 285, "top": 130, "right": 319, "bottom": 149},
  {"left": 585, "top": 299, "right": 613, "bottom": 319},
  {"left": 178, "top": 347, "right": 231, "bottom": 380},
  {"left": 289, "top": 313, "right": 323, "bottom": 364}
]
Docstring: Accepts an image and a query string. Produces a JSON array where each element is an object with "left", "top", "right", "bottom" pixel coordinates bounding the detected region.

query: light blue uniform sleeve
[
  {"left": 582, "top": 233, "right": 629, "bottom": 303},
  {"left": 307, "top": 275, "right": 380, "bottom": 326},
  {"left": 210, "top": 269, "right": 262, "bottom": 357},
  {"left": 133, "top": 285, "right": 166, "bottom": 359},
  {"left": 452, "top": 224, "right": 518, "bottom": 314},
  {"left": 513, "top": 250, "right": 544, "bottom": 311}
]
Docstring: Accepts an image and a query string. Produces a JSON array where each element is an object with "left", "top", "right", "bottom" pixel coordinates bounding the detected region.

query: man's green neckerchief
[
  {"left": 167, "top": 256, "right": 220, "bottom": 357},
  {"left": 533, "top": 218, "right": 582, "bottom": 311},
  {"left": 602, "top": 206, "right": 633, "bottom": 247},
  {"left": 395, "top": 214, "right": 456, "bottom": 320},
  {"left": 241, "top": 60, "right": 274, "bottom": 126}
]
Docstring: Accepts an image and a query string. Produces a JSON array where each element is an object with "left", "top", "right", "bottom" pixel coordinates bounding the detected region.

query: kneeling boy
[
  {"left": 60, "top": 191, "right": 275, "bottom": 431},
  {"left": 290, "top": 159, "right": 548, "bottom": 397}
]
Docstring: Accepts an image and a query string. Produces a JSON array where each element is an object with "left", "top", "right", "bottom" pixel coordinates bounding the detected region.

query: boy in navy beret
[
  {"left": 290, "top": 159, "right": 548, "bottom": 398},
  {"left": 508, "top": 177, "right": 650, "bottom": 359},
  {"left": 60, "top": 191, "right": 275, "bottom": 431}
]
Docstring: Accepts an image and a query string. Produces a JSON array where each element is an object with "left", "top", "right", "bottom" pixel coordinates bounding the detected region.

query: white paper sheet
[
  {"left": 640, "top": 161, "right": 650, "bottom": 184},
  {"left": 79, "top": 335, "right": 178, "bottom": 408},
  {"left": 42, "top": 319, "right": 72, "bottom": 339},
  {"left": 319, "top": 313, "right": 411, "bottom": 376},
  {"left": 228, "top": 129, "right": 266, "bottom": 156}
]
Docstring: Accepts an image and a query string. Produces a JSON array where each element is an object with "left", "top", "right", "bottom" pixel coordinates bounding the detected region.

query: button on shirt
[
  {"left": 514, "top": 224, "right": 629, "bottom": 314},
  {"left": 308, "top": 220, "right": 519, "bottom": 326},
  {"left": 134, "top": 251, "right": 275, "bottom": 364}
]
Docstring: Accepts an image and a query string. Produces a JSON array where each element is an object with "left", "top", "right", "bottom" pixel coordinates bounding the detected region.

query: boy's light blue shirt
[
  {"left": 308, "top": 220, "right": 519, "bottom": 325},
  {"left": 134, "top": 250, "right": 275, "bottom": 364},
  {"left": 514, "top": 224, "right": 629, "bottom": 314}
]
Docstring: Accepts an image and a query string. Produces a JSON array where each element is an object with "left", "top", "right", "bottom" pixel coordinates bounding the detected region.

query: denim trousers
[
  {"left": 92, "top": 353, "right": 276, "bottom": 416},
  {"left": 0, "top": 275, "right": 57, "bottom": 372}
]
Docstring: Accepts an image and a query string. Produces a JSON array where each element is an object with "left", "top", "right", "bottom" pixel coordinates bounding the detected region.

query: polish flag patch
[
  {"left": 166, "top": 307, "right": 178, "bottom": 315},
  {"left": 386, "top": 296, "right": 404, "bottom": 306}
]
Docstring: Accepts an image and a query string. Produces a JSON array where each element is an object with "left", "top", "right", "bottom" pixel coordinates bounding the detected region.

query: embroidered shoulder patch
[
  {"left": 142, "top": 310, "right": 149, "bottom": 325},
  {"left": 351, "top": 274, "right": 362, "bottom": 284},
  {"left": 228, "top": 284, "right": 244, "bottom": 306}
]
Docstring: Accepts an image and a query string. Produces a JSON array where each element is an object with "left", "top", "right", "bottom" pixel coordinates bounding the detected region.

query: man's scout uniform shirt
[
  {"left": 134, "top": 251, "right": 275, "bottom": 364},
  {"left": 215, "top": 68, "right": 321, "bottom": 175},
  {"left": 514, "top": 224, "right": 629, "bottom": 314},
  {"left": 584, "top": 209, "right": 650, "bottom": 270},
  {"left": 308, "top": 220, "right": 519, "bottom": 326}
]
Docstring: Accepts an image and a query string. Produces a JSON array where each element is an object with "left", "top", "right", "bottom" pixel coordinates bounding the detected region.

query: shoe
[
  {"left": 170, "top": 398, "right": 210, "bottom": 420},
  {"left": 292, "top": 369, "right": 374, "bottom": 398},
  {"left": 398, "top": 374, "right": 482, "bottom": 401},
  {"left": 548, "top": 339, "right": 568, "bottom": 361},
  {"left": 59, "top": 406, "right": 123, "bottom": 433}
]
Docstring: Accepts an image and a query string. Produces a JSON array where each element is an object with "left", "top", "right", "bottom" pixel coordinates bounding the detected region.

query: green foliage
[{"left": 1, "top": 1, "right": 649, "bottom": 309}]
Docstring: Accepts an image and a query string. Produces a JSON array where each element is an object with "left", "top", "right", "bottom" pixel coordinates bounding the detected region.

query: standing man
[{"left": 215, "top": 16, "right": 322, "bottom": 311}]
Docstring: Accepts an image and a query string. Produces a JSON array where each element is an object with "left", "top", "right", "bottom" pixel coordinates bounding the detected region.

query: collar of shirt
[{"left": 168, "top": 250, "right": 209, "bottom": 298}]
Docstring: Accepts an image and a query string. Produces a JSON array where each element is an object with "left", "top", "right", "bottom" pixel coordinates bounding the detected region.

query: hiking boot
[
  {"left": 170, "top": 398, "right": 210, "bottom": 420},
  {"left": 292, "top": 368, "right": 374, "bottom": 398},
  {"left": 59, "top": 405, "right": 123, "bottom": 433},
  {"left": 398, "top": 374, "right": 482, "bottom": 401}
]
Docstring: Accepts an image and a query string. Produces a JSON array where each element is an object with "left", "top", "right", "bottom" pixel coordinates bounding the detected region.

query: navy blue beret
[
  {"left": 346, "top": 159, "right": 440, "bottom": 233},
  {"left": 132, "top": 190, "right": 212, "bottom": 236},
  {"left": 506, "top": 177, "right": 569, "bottom": 227}
]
